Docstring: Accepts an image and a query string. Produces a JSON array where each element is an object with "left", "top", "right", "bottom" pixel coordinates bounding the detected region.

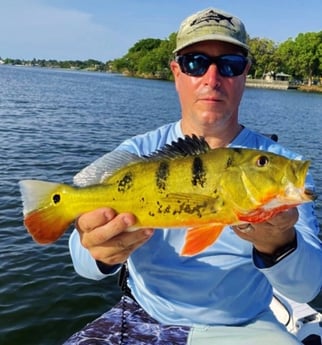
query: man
[{"left": 65, "top": 8, "right": 322, "bottom": 344}]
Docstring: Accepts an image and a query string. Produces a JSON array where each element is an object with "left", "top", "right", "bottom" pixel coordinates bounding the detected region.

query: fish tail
[{"left": 19, "top": 180, "right": 75, "bottom": 244}]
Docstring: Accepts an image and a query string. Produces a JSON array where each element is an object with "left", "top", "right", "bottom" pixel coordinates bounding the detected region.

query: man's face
[{"left": 171, "top": 40, "right": 251, "bottom": 136}]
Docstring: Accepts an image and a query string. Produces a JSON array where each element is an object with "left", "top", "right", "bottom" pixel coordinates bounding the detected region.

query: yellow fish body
[{"left": 19, "top": 136, "right": 314, "bottom": 256}]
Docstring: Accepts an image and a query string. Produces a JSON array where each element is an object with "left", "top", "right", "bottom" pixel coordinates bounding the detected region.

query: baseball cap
[{"left": 173, "top": 8, "right": 249, "bottom": 54}]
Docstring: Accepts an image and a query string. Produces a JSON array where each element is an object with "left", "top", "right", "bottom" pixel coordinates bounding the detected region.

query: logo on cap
[{"left": 190, "top": 9, "right": 234, "bottom": 28}]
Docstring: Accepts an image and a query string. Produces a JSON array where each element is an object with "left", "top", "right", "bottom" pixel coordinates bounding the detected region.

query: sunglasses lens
[
  {"left": 177, "top": 54, "right": 247, "bottom": 77},
  {"left": 217, "top": 56, "right": 247, "bottom": 77},
  {"left": 180, "top": 54, "right": 209, "bottom": 76}
]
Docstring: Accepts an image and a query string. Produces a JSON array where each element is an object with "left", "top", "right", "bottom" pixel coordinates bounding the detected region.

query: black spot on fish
[
  {"left": 181, "top": 202, "right": 203, "bottom": 218},
  {"left": 118, "top": 172, "right": 133, "bottom": 193},
  {"left": 156, "top": 161, "right": 169, "bottom": 191},
  {"left": 156, "top": 201, "right": 172, "bottom": 214},
  {"left": 52, "top": 194, "right": 61, "bottom": 204},
  {"left": 172, "top": 201, "right": 206, "bottom": 218},
  {"left": 226, "top": 157, "right": 233, "bottom": 168},
  {"left": 192, "top": 157, "right": 206, "bottom": 187}
]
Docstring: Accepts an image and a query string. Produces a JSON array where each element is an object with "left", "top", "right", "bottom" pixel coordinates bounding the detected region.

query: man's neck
[{"left": 180, "top": 121, "right": 243, "bottom": 149}]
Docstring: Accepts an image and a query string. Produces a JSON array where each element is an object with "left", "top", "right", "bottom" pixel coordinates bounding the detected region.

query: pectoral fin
[{"left": 180, "top": 224, "right": 225, "bottom": 256}]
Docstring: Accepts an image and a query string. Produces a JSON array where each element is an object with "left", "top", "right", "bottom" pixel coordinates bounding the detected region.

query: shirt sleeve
[
  {"left": 253, "top": 199, "right": 322, "bottom": 302},
  {"left": 69, "top": 229, "right": 121, "bottom": 280}
]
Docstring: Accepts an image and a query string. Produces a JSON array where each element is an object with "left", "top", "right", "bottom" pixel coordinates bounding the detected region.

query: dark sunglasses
[{"left": 175, "top": 53, "right": 249, "bottom": 77}]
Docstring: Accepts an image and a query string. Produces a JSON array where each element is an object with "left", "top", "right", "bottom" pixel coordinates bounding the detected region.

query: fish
[{"left": 19, "top": 135, "right": 314, "bottom": 256}]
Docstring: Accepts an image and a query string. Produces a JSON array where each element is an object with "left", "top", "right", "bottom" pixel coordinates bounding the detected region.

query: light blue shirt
[{"left": 69, "top": 120, "right": 322, "bottom": 326}]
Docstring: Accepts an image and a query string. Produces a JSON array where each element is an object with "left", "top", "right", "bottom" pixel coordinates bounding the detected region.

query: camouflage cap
[{"left": 174, "top": 8, "right": 249, "bottom": 53}]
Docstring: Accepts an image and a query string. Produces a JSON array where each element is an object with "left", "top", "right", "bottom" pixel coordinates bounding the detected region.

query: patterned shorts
[{"left": 63, "top": 295, "right": 190, "bottom": 345}]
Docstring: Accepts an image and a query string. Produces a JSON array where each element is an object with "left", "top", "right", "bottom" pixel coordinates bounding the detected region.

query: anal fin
[{"left": 180, "top": 224, "right": 224, "bottom": 256}]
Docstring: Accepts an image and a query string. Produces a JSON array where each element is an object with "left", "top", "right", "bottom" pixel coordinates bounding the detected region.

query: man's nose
[{"left": 203, "top": 63, "right": 222, "bottom": 87}]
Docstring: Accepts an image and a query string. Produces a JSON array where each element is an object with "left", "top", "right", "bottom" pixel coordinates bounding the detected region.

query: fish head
[{"left": 222, "top": 148, "right": 314, "bottom": 217}]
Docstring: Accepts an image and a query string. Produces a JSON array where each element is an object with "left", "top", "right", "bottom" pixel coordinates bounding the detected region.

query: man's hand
[
  {"left": 233, "top": 208, "right": 299, "bottom": 255},
  {"left": 76, "top": 207, "right": 154, "bottom": 266}
]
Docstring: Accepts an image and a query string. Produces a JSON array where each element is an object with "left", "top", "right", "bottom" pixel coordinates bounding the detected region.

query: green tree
[
  {"left": 248, "top": 37, "right": 278, "bottom": 78},
  {"left": 129, "top": 38, "right": 162, "bottom": 54},
  {"left": 275, "top": 39, "right": 297, "bottom": 77},
  {"left": 294, "top": 32, "right": 321, "bottom": 85},
  {"left": 110, "top": 35, "right": 176, "bottom": 79},
  {"left": 277, "top": 31, "right": 322, "bottom": 84}
]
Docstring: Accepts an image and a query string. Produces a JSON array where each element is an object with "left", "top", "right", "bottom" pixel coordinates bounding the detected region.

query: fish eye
[
  {"left": 256, "top": 155, "right": 269, "bottom": 167},
  {"left": 52, "top": 194, "right": 61, "bottom": 204}
]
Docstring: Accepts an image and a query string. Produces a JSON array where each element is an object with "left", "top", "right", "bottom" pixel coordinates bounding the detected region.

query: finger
[
  {"left": 76, "top": 207, "right": 117, "bottom": 233},
  {"left": 91, "top": 228, "right": 154, "bottom": 265},
  {"left": 265, "top": 208, "right": 299, "bottom": 228},
  {"left": 234, "top": 223, "right": 254, "bottom": 233},
  {"left": 110, "top": 228, "right": 154, "bottom": 251},
  {"left": 81, "top": 213, "right": 137, "bottom": 248}
]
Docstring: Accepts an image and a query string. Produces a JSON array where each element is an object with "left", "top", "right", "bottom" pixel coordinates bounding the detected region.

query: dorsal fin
[
  {"left": 74, "top": 150, "right": 144, "bottom": 187},
  {"left": 145, "top": 135, "right": 210, "bottom": 160},
  {"left": 73, "top": 135, "right": 209, "bottom": 187}
]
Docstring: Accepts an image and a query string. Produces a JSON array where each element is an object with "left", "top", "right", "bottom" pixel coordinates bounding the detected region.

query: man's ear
[{"left": 170, "top": 60, "right": 181, "bottom": 79}]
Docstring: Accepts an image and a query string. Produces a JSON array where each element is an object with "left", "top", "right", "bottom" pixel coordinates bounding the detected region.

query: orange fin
[
  {"left": 180, "top": 225, "right": 224, "bottom": 256},
  {"left": 19, "top": 180, "right": 75, "bottom": 244},
  {"left": 24, "top": 209, "right": 73, "bottom": 244}
]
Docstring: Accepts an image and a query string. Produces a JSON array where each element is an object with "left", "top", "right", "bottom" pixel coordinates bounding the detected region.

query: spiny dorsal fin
[
  {"left": 145, "top": 135, "right": 210, "bottom": 160},
  {"left": 74, "top": 135, "right": 209, "bottom": 187}
]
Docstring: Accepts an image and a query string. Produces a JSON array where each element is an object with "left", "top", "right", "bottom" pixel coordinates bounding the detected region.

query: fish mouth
[
  {"left": 287, "top": 159, "right": 315, "bottom": 202},
  {"left": 284, "top": 183, "right": 315, "bottom": 204}
]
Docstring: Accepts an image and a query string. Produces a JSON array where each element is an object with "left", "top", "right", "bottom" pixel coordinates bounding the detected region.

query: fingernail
[
  {"left": 144, "top": 229, "right": 153, "bottom": 237},
  {"left": 122, "top": 216, "right": 133, "bottom": 227},
  {"left": 104, "top": 208, "right": 116, "bottom": 221}
]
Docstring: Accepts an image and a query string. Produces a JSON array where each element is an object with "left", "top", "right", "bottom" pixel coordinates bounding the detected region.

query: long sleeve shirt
[{"left": 69, "top": 120, "right": 322, "bottom": 326}]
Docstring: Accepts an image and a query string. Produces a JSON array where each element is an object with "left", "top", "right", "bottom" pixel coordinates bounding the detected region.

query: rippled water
[{"left": 0, "top": 65, "right": 321, "bottom": 344}]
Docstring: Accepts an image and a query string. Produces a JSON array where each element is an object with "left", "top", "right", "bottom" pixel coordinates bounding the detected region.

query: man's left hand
[{"left": 233, "top": 208, "right": 298, "bottom": 255}]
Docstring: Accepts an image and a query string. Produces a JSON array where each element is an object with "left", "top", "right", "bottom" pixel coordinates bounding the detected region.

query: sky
[{"left": 0, "top": 0, "right": 321, "bottom": 62}]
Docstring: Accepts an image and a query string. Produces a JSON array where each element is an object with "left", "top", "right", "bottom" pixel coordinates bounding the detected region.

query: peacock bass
[{"left": 19, "top": 136, "right": 314, "bottom": 256}]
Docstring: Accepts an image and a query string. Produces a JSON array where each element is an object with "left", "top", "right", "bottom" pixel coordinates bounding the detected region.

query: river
[{"left": 0, "top": 65, "right": 321, "bottom": 344}]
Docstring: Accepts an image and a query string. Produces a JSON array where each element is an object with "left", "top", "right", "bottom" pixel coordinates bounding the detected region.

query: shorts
[{"left": 63, "top": 295, "right": 301, "bottom": 345}]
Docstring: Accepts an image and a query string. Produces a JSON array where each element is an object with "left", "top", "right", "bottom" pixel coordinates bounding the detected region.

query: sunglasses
[{"left": 175, "top": 53, "right": 249, "bottom": 77}]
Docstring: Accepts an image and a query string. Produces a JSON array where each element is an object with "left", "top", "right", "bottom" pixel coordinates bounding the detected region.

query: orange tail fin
[
  {"left": 24, "top": 209, "right": 73, "bottom": 244},
  {"left": 19, "top": 180, "right": 75, "bottom": 244}
]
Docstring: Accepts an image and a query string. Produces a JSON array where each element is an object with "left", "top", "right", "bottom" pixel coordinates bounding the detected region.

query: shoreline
[
  {"left": 297, "top": 85, "right": 322, "bottom": 93},
  {"left": 246, "top": 79, "right": 322, "bottom": 93}
]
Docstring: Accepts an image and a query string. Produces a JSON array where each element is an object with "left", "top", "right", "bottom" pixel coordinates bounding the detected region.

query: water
[{"left": 0, "top": 65, "right": 321, "bottom": 344}]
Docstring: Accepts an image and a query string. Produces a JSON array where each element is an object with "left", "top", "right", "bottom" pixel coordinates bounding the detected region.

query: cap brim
[{"left": 173, "top": 34, "right": 249, "bottom": 54}]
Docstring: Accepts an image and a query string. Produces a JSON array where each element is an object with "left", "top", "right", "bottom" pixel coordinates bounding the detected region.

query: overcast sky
[{"left": 1, "top": 0, "right": 321, "bottom": 61}]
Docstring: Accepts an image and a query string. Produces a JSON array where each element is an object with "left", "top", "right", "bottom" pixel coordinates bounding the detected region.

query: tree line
[
  {"left": 110, "top": 31, "right": 322, "bottom": 86},
  {"left": 1, "top": 30, "right": 321, "bottom": 86},
  {"left": 0, "top": 58, "right": 106, "bottom": 71}
]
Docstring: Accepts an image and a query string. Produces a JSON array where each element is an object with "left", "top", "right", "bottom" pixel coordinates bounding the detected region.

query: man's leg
[
  {"left": 188, "top": 310, "right": 301, "bottom": 345},
  {"left": 63, "top": 296, "right": 190, "bottom": 345}
]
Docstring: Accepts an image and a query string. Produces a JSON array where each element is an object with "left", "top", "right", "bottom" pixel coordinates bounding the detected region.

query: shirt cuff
[{"left": 253, "top": 235, "right": 297, "bottom": 268}]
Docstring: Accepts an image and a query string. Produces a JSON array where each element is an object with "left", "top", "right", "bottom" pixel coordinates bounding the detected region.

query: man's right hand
[{"left": 75, "top": 207, "right": 154, "bottom": 267}]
